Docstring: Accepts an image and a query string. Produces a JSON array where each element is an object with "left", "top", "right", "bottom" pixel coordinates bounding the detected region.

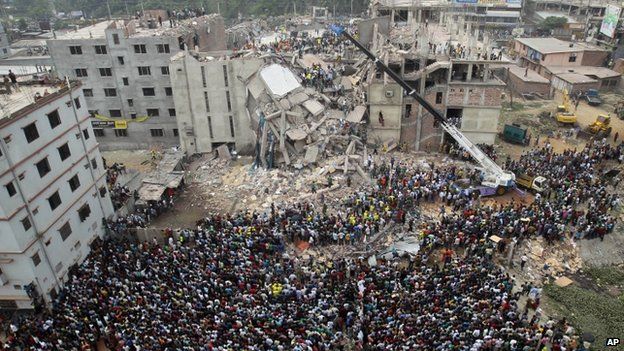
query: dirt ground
[
  {"left": 497, "top": 91, "right": 624, "bottom": 158},
  {"left": 101, "top": 149, "right": 158, "bottom": 174}
]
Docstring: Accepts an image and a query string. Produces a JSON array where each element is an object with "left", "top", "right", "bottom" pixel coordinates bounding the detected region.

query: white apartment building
[
  {"left": 47, "top": 15, "right": 226, "bottom": 151},
  {"left": 0, "top": 83, "right": 114, "bottom": 309}
]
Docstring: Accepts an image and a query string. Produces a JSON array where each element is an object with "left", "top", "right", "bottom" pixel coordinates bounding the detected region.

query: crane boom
[{"left": 331, "top": 25, "right": 515, "bottom": 190}]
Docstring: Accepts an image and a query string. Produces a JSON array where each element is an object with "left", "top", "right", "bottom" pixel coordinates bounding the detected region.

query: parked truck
[
  {"left": 515, "top": 173, "right": 547, "bottom": 193},
  {"left": 502, "top": 124, "right": 531, "bottom": 145},
  {"left": 584, "top": 89, "right": 602, "bottom": 106}
]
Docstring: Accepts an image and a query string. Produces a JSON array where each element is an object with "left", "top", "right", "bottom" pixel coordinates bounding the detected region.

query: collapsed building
[
  {"left": 170, "top": 6, "right": 509, "bottom": 169},
  {"left": 171, "top": 50, "right": 369, "bottom": 172}
]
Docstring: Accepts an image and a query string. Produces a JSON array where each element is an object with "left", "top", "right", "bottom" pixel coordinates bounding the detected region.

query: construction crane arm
[{"left": 330, "top": 25, "right": 514, "bottom": 189}]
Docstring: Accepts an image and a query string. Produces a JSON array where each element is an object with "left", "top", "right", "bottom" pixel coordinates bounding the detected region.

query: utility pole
[
  {"left": 351, "top": 0, "right": 354, "bottom": 17},
  {"left": 217, "top": 2, "right": 220, "bottom": 15},
  {"left": 124, "top": 0, "right": 129, "bottom": 17}
]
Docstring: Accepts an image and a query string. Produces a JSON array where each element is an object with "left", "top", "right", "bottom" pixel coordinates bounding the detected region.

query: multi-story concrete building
[
  {"left": 0, "top": 83, "right": 114, "bottom": 309},
  {"left": 47, "top": 15, "right": 226, "bottom": 151},
  {"left": 170, "top": 52, "right": 263, "bottom": 155},
  {"left": 514, "top": 37, "right": 610, "bottom": 74},
  {"left": 372, "top": 0, "right": 523, "bottom": 32}
]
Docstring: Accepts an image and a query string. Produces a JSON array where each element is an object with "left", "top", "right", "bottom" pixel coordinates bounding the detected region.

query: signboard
[
  {"left": 600, "top": 5, "right": 621, "bottom": 38},
  {"left": 114, "top": 120, "right": 128, "bottom": 129},
  {"left": 91, "top": 120, "right": 128, "bottom": 129}
]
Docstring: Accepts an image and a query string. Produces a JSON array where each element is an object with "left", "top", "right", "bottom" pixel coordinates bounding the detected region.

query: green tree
[
  {"left": 539, "top": 16, "right": 567, "bottom": 31},
  {"left": 18, "top": 18, "right": 28, "bottom": 31},
  {"left": 14, "top": 0, "right": 52, "bottom": 19}
]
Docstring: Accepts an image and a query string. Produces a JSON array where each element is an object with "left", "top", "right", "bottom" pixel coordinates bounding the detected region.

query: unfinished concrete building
[
  {"left": 371, "top": 0, "right": 523, "bottom": 34},
  {"left": 363, "top": 13, "right": 508, "bottom": 151}
]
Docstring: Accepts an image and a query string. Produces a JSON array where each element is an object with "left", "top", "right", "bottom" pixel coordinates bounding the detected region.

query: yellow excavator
[
  {"left": 586, "top": 114, "right": 612, "bottom": 136},
  {"left": 554, "top": 89, "right": 577, "bottom": 125}
]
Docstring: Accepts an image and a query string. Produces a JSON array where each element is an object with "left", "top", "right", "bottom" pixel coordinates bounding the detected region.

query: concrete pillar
[
  {"left": 483, "top": 63, "right": 490, "bottom": 81},
  {"left": 466, "top": 63, "right": 473, "bottom": 82},
  {"left": 417, "top": 9, "right": 422, "bottom": 23},
  {"left": 390, "top": 9, "right": 395, "bottom": 27},
  {"left": 400, "top": 57, "right": 405, "bottom": 77},
  {"left": 416, "top": 56, "right": 428, "bottom": 151},
  {"left": 407, "top": 9, "right": 414, "bottom": 26}
]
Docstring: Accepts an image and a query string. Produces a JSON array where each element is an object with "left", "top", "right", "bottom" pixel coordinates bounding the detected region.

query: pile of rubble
[{"left": 245, "top": 54, "right": 377, "bottom": 181}]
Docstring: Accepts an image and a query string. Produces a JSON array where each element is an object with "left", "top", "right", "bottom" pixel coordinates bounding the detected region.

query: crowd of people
[
  {"left": 105, "top": 197, "right": 174, "bottom": 236},
  {"left": 106, "top": 163, "right": 133, "bottom": 211},
  {"left": 3, "top": 139, "right": 619, "bottom": 350},
  {"left": 2, "top": 220, "right": 582, "bottom": 350}
]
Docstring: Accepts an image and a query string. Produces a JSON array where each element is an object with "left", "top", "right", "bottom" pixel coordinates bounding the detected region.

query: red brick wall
[
  {"left": 447, "top": 85, "right": 503, "bottom": 107},
  {"left": 509, "top": 75, "right": 551, "bottom": 96},
  {"left": 581, "top": 50, "right": 609, "bottom": 66}
]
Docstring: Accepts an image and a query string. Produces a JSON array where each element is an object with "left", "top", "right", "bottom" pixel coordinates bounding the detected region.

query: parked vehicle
[
  {"left": 502, "top": 124, "right": 531, "bottom": 145},
  {"left": 579, "top": 114, "right": 612, "bottom": 139},
  {"left": 515, "top": 173, "right": 547, "bottom": 193},
  {"left": 584, "top": 89, "right": 602, "bottom": 106},
  {"left": 554, "top": 89, "right": 577, "bottom": 125}
]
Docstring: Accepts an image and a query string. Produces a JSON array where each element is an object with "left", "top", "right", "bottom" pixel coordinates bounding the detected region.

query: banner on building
[
  {"left": 600, "top": 5, "right": 621, "bottom": 38},
  {"left": 91, "top": 120, "right": 128, "bottom": 129}
]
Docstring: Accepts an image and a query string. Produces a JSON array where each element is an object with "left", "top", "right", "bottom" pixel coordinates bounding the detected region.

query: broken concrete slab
[
  {"left": 280, "top": 99, "right": 292, "bottom": 110},
  {"left": 216, "top": 144, "right": 231, "bottom": 160},
  {"left": 286, "top": 128, "right": 308, "bottom": 141},
  {"left": 304, "top": 145, "right": 319, "bottom": 164},
  {"left": 327, "top": 109, "right": 344, "bottom": 120},
  {"left": 302, "top": 100, "right": 325, "bottom": 117},
  {"left": 288, "top": 92, "right": 309, "bottom": 106},
  {"left": 341, "top": 76, "right": 353, "bottom": 91},
  {"left": 346, "top": 106, "right": 367, "bottom": 123}
]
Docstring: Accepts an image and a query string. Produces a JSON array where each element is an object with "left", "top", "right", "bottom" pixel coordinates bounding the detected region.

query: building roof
[
  {"left": 534, "top": 11, "right": 580, "bottom": 23},
  {"left": 0, "top": 82, "right": 79, "bottom": 127},
  {"left": 556, "top": 72, "right": 598, "bottom": 84},
  {"left": 545, "top": 65, "right": 621, "bottom": 79},
  {"left": 54, "top": 20, "right": 116, "bottom": 39},
  {"left": 515, "top": 37, "right": 606, "bottom": 54},
  {"left": 508, "top": 66, "right": 550, "bottom": 83},
  {"left": 0, "top": 85, "right": 62, "bottom": 119},
  {"left": 260, "top": 64, "right": 301, "bottom": 98},
  {"left": 54, "top": 14, "right": 223, "bottom": 41}
]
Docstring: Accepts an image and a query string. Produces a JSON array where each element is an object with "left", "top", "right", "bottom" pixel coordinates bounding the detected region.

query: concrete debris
[
  {"left": 216, "top": 144, "right": 231, "bottom": 160},
  {"left": 243, "top": 55, "right": 371, "bottom": 175},
  {"left": 346, "top": 106, "right": 366, "bottom": 123},
  {"left": 302, "top": 99, "right": 325, "bottom": 116},
  {"left": 304, "top": 145, "right": 320, "bottom": 164}
]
